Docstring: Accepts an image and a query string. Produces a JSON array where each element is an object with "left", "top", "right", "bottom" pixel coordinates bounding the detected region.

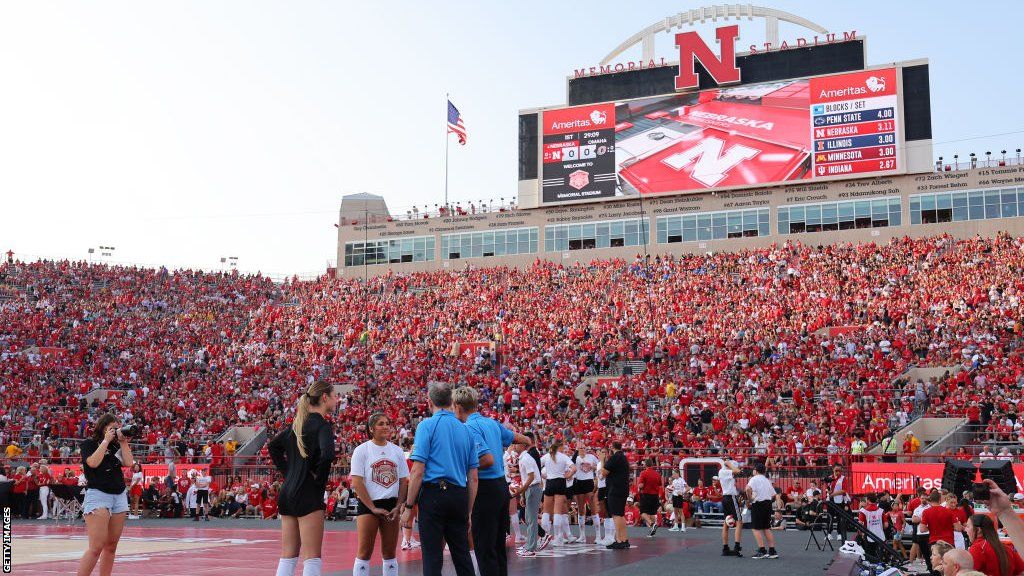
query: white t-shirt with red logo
[{"left": 351, "top": 440, "right": 409, "bottom": 501}]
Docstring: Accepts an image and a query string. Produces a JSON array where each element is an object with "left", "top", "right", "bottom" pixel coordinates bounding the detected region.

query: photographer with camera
[{"left": 77, "top": 414, "right": 136, "bottom": 576}]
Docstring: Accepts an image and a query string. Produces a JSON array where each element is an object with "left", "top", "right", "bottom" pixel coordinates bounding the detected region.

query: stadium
[{"left": 4, "top": 4, "right": 1024, "bottom": 576}]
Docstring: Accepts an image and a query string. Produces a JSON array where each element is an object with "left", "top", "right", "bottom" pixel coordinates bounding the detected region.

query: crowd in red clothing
[{"left": 1, "top": 233, "right": 1023, "bottom": 487}]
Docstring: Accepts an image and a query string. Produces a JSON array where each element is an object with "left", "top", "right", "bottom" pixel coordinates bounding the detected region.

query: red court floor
[{"left": 10, "top": 520, "right": 827, "bottom": 576}]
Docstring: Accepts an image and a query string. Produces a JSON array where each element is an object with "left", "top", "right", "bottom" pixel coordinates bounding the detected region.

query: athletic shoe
[
  {"left": 722, "top": 548, "right": 735, "bottom": 557},
  {"left": 647, "top": 525, "right": 657, "bottom": 537},
  {"left": 606, "top": 541, "right": 626, "bottom": 549},
  {"left": 552, "top": 536, "right": 565, "bottom": 547},
  {"left": 597, "top": 536, "right": 613, "bottom": 546},
  {"left": 751, "top": 551, "right": 767, "bottom": 559},
  {"left": 517, "top": 550, "right": 537, "bottom": 558},
  {"left": 204, "top": 516, "right": 210, "bottom": 521},
  {"left": 401, "top": 541, "right": 411, "bottom": 551},
  {"left": 192, "top": 516, "right": 199, "bottom": 522},
  {"left": 565, "top": 535, "right": 578, "bottom": 544},
  {"left": 668, "top": 526, "right": 679, "bottom": 532},
  {"left": 733, "top": 548, "right": 744, "bottom": 558},
  {"left": 409, "top": 540, "right": 421, "bottom": 549},
  {"left": 679, "top": 525, "right": 687, "bottom": 532},
  {"left": 537, "top": 534, "right": 552, "bottom": 551},
  {"left": 767, "top": 551, "right": 779, "bottom": 559}
]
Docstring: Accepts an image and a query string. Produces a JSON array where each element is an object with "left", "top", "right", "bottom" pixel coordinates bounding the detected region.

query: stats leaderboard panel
[{"left": 537, "top": 66, "right": 914, "bottom": 206}]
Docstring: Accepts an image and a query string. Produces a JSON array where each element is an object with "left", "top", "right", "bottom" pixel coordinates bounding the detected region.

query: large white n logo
[{"left": 661, "top": 137, "right": 759, "bottom": 187}]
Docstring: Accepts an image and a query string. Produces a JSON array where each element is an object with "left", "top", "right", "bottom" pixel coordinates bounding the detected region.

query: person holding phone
[
  {"left": 350, "top": 413, "right": 409, "bottom": 576},
  {"left": 77, "top": 413, "right": 135, "bottom": 576}
]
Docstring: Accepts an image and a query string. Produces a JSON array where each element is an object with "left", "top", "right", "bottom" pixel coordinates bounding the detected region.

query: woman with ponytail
[
  {"left": 967, "top": 514, "right": 1024, "bottom": 576},
  {"left": 268, "top": 381, "right": 339, "bottom": 576}
]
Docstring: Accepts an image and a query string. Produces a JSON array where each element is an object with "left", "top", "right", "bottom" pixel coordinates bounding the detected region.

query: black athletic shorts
[
  {"left": 544, "top": 478, "right": 568, "bottom": 497},
  {"left": 722, "top": 494, "right": 740, "bottom": 519},
  {"left": 597, "top": 487, "right": 608, "bottom": 501},
  {"left": 574, "top": 479, "right": 595, "bottom": 496},
  {"left": 671, "top": 495, "right": 685, "bottom": 509},
  {"left": 356, "top": 497, "right": 398, "bottom": 517},
  {"left": 750, "top": 500, "right": 772, "bottom": 530},
  {"left": 639, "top": 493, "right": 660, "bottom": 515},
  {"left": 606, "top": 491, "right": 626, "bottom": 517},
  {"left": 196, "top": 489, "right": 210, "bottom": 506}
]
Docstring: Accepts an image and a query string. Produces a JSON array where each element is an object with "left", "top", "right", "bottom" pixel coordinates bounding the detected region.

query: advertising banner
[
  {"left": 539, "top": 68, "right": 902, "bottom": 204},
  {"left": 851, "top": 462, "right": 1024, "bottom": 495}
]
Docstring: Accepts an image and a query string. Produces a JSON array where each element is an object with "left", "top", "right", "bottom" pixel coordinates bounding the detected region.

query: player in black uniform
[{"left": 268, "top": 381, "right": 339, "bottom": 576}]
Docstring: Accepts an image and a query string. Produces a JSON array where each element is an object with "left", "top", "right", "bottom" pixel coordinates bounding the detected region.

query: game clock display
[{"left": 541, "top": 103, "right": 618, "bottom": 203}]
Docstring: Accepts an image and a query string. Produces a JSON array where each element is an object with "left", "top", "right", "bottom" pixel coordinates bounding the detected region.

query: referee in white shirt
[{"left": 745, "top": 463, "right": 778, "bottom": 559}]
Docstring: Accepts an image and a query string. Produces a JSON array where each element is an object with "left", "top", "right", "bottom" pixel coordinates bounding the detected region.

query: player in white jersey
[
  {"left": 719, "top": 458, "right": 744, "bottom": 557},
  {"left": 504, "top": 447, "right": 524, "bottom": 543},
  {"left": 350, "top": 413, "right": 410, "bottom": 576},
  {"left": 539, "top": 440, "right": 576, "bottom": 548},
  {"left": 668, "top": 469, "right": 689, "bottom": 532},
  {"left": 571, "top": 439, "right": 601, "bottom": 543}
]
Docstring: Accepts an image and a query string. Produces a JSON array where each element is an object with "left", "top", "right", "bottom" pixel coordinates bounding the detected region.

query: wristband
[{"left": 404, "top": 502, "right": 415, "bottom": 509}]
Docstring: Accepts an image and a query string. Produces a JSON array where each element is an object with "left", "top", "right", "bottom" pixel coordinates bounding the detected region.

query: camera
[
  {"left": 120, "top": 424, "right": 141, "bottom": 438},
  {"left": 972, "top": 482, "right": 990, "bottom": 501}
]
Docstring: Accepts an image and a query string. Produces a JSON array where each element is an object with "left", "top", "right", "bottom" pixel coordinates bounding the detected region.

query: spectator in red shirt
[
  {"left": 637, "top": 459, "right": 663, "bottom": 536},
  {"left": 11, "top": 466, "right": 28, "bottom": 518},
  {"left": 921, "top": 491, "right": 961, "bottom": 550},
  {"left": 968, "top": 514, "right": 1024, "bottom": 576}
]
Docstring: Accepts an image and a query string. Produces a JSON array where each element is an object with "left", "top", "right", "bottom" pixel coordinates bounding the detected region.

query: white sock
[
  {"left": 470, "top": 550, "right": 480, "bottom": 576},
  {"left": 562, "top": 514, "right": 572, "bottom": 537},
  {"left": 511, "top": 514, "right": 521, "bottom": 538},
  {"left": 541, "top": 513, "right": 551, "bottom": 532},
  {"left": 551, "top": 514, "right": 562, "bottom": 539},
  {"left": 590, "top": 515, "right": 601, "bottom": 539},
  {"left": 302, "top": 557, "right": 322, "bottom": 576},
  {"left": 276, "top": 557, "right": 298, "bottom": 576},
  {"left": 382, "top": 558, "right": 398, "bottom": 576},
  {"left": 353, "top": 558, "right": 370, "bottom": 576},
  {"left": 604, "top": 518, "right": 615, "bottom": 539}
]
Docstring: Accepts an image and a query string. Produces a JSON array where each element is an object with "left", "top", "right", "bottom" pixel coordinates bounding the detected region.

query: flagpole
[{"left": 444, "top": 92, "right": 450, "bottom": 209}]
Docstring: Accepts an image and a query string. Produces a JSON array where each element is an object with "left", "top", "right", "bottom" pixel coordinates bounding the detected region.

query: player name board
[
  {"left": 541, "top": 103, "right": 618, "bottom": 203},
  {"left": 810, "top": 68, "right": 899, "bottom": 178}
]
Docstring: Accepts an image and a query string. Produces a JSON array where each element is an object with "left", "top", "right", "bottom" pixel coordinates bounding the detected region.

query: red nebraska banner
[
  {"left": 852, "top": 462, "right": 1024, "bottom": 495},
  {"left": 47, "top": 463, "right": 210, "bottom": 483}
]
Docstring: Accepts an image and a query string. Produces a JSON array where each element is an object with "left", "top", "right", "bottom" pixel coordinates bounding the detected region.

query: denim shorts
[{"left": 83, "top": 488, "right": 130, "bottom": 515}]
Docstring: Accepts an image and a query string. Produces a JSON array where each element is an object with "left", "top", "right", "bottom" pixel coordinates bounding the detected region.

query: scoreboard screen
[{"left": 538, "top": 67, "right": 907, "bottom": 205}]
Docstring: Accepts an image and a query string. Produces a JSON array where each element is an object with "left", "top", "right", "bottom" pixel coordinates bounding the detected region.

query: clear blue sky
[{"left": 2, "top": 1, "right": 1021, "bottom": 276}]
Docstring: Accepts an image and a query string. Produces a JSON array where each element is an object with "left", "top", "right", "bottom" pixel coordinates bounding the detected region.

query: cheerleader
[
  {"left": 350, "top": 413, "right": 409, "bottom": 576},
  {"left": 268, "top": 381, "right": 339, "bottom": 576},
  {"left": 538, "top": 440, "right": 576, "bottom": 548},
  {"left": 129, "top": 463, "right": 144, "bottom": 519}
]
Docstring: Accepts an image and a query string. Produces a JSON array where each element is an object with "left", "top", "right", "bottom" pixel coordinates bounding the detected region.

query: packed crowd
[{"left": 1, "top": 233, "right": 1023, "bottom": 489}]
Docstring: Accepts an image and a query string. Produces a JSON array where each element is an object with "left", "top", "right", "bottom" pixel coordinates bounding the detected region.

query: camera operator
[{"left": 77, "top": 414, "right": 135, "bottom": 576}]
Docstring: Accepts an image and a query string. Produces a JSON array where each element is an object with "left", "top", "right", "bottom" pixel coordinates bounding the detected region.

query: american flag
[{"left": 447, "top": 100, "right": 467, "bottom": 145}]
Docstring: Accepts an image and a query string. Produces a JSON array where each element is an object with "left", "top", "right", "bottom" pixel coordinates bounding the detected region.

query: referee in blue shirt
[
  {"left": 401, "top": 383, "right": 478, "bottom": 576},
  {"left": 453, "top": 387, "right": 532, "bottom": 576}
]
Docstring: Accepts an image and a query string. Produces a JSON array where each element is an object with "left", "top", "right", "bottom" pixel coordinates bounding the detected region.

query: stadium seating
[{"left": 1, "top": 233, "right": 1023, "bottom": 492}]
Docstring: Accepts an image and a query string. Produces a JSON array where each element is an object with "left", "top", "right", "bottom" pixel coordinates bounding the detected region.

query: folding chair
[{"left": 50, "top": 484, "right": 84, "bottom": 526}]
